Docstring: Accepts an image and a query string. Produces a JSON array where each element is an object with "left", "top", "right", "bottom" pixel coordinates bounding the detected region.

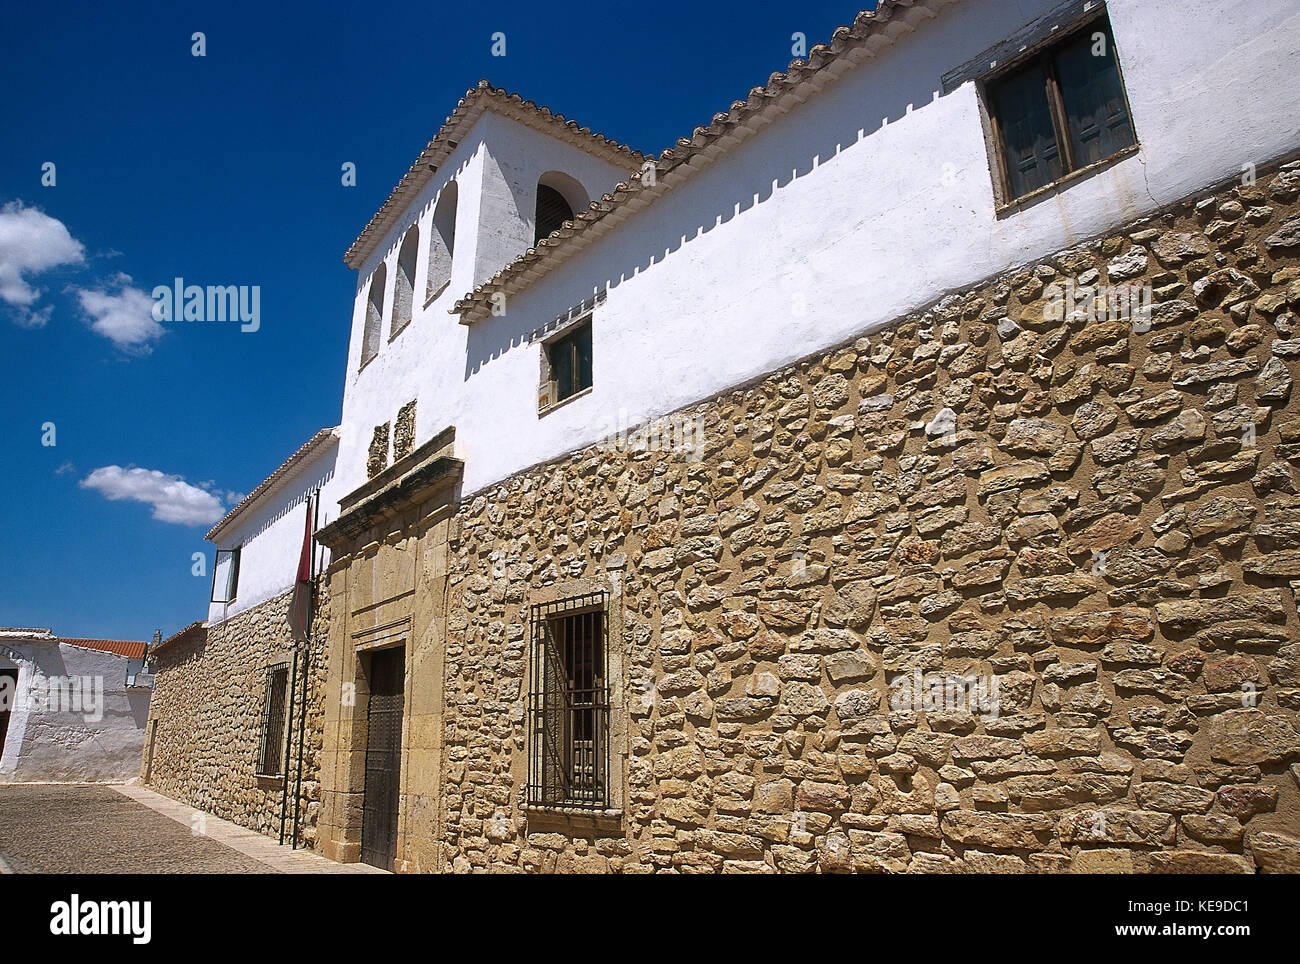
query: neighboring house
[
  {"left": 0, "top": 628, "right": 152, "bottom": 783},
  {"left": 142, "top": 428, "right": 339, "bottom": 846},
  {"left": 146, "top": 0, "right": 1300, "bottom": 873}
]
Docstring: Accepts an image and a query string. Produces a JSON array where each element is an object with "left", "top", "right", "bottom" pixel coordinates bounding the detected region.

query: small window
[
  {"left": 256, "top": 663, "right": 289, "bottom": 776},
  {"left": 391, "top": 227, "right": 418, "bottom": 339},
  {"left": 527, "top": 595, "right": 608, "bottom": 809},
  {"left": 985, "top": 14, "right": 1136, "bottom": 204},
  {"left": 427, "top": 181, "right": 457, "bottom": 302},
  {"left": 361, "top": 263, "right": 386, "bottom": 368},
  {"left": 541, "top": 320, "right": 592, "bottom": 409},
  {"left": 211, "top": 546, "right": 241, "bottom": 604},
  {"left": 535, "top": 184, "right": 575, "bottom": 245}
]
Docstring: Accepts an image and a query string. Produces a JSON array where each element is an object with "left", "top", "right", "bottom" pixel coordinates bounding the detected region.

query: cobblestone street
[{"left": 0, "top": 784, "right": 378, "bottom": 874}]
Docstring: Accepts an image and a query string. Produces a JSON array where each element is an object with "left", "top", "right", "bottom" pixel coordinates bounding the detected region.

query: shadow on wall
[
  {"left": 364, "top": 154, "right": 476, "bottom": 298},
  {"left": 461, "top": 9, "right": 969, "bottom": 380},
  {"left": 227, "top": 453, "right": 338, "bottom": 548},
  {"left": 127, "top": 689, "right": 151, "bottom": 729}
]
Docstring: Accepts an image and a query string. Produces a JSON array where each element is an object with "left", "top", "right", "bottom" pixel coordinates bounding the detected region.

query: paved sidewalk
[
  {"left": 0, "top": 783, "right": 383, "bottom": 874},
  {"left": 112, "top": 784, "right": 385, "bottom": 873}
]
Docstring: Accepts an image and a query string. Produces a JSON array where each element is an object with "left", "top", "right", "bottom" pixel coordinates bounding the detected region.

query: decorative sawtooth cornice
[
  {"left": 206, "top": 426, "right": 340, "bottom": 543},
  {"left": 343, "top": 81, "right": 648, "bottom": 270},
  {"left": 452, "top": 0, "right": 957, "bottom": 323}
]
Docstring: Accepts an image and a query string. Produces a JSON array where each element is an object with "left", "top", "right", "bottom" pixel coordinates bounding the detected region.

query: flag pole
[
  {"left": 278, "top": 645, "right": 299, "bottom": 844},
  {"left": 291, "top": 488, "right": 320, "bottom": 848},
  {"left": 280, "top": 492, "right": 312, "bottom": 845}
]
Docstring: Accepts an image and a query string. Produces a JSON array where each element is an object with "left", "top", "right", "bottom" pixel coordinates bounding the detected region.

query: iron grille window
[
  {"left": 256, "top": 663, "right": 289, "bottom": 776},
  {"left": 985, "top": 14, "right": 1136, "bottom": 203},
  {"left": 527, "top": 594, "right": 609, "bottom": 809},
  {"left": 545, "top": 320, "right": 593, "bottom": 405}
]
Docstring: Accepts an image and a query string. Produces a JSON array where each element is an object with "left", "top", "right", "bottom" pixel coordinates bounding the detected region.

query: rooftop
[
  {"left": 451, "top": 0, "right": 953, "bottom": 321},
  {"left": 206, "top": 426, "right": 339, "bottom": 542},
  {"left": 150, "top": 620, "right": 207, "bottom": 657},
  {"left": 61, "top": 637, "right": 149, "bottom": 660},
  {"left": 344, "top": 81, "right": 647, "bottom": 270},
  {"left": 0, "top": 627, "right": 55, "bottom": 640}
]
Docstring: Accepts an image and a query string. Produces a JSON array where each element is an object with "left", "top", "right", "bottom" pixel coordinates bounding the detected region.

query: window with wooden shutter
[
  {"left": 212, "top": 546, "right": 241, "bottom": 604},
  {"left": 527, "top": 594, "right": 609, "bottom": 809},
  {"left": 539, "top": 318, "right": 593, "bottom": 411},
  {"left": 984, "top": 12, "right": 1136, "bottom": 205}
]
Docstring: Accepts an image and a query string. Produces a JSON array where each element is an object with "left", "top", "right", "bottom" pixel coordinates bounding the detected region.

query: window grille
[
  {"left": 527, "top": 593, "right": 609, "bottom": 809},
  {"left": 256, "top": 663, "right": 289, "bottom": 776}
]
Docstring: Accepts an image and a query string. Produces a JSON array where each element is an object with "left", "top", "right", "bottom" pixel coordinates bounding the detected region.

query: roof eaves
[
  {"left": 206, "top": 427, "right": 339, "bottom": 543},
  {"left": 451, "top": 0, "right": 954, "bottom": 323},
  {"left": 343, "top": 81, "right": 648, "bottom": 271},
  {"left": 150, "top": 620, "right": 207, "bottom": 656},
  {"left": 0, "top": 627, "right": 55, "bottom": 640}
]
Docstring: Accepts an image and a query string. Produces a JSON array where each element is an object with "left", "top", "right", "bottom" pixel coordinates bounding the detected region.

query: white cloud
[
  {"left": 0, "top": 200, "right": 85, "bottom": 326},
  {"left": 81, "top": 465, "right": 226, "bottom": 526},
  {"left": 75, "top": 273, "right": 164, "bottom": 352}
]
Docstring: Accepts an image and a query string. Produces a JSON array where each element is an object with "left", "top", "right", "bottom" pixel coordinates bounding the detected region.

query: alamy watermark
[
  {"left": 1, "top": 673, "right": 104, "bottom": 722},
  {"left": 888, "top": 670, "right": 1001, "bottom": 718},
  {"left": 151, "top": 278, "right": 260, "bottom": 332},
  {"left": 594, "top": 408, "right": 707, "bottom": 461},
  {"left": 1045, "top": 279, "right": 1153, "bottom": 331},
  {"left": 50, "top": 894, "right": 151, "bottom": 944}
]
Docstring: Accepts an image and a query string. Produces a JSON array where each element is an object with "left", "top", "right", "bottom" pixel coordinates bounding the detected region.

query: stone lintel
[{"left": 320, "top": 451, "right": 462, "bottom": 551}]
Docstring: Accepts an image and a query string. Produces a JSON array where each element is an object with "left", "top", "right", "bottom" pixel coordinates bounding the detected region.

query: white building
[
  {"left": 0, "top": 629, "right": 152, "bottom": 783},
  {"left": 200, "top": 0, "right": 1300, "bottom": 612},
  {"left": 153, "top": 0, "right": 1300, "bottom": 868},
  {"left": 336, "top": 0, "right": 1300, "bottom": 500},
  {"left": 205, "top": 427, "right": 339, "bottom": 624}
]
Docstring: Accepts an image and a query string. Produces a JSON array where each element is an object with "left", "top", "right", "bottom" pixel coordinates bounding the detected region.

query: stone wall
[
  {"left": 438, "top": 161, "right": 1300, "bottom": 872},
  {"left": 145, "top": 587, "right": 329, "bottom": 847}
]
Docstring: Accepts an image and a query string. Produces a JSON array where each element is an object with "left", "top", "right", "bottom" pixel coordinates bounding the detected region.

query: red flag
[{"left": 288, "top": 494, "right": 313, "bottom": 642}]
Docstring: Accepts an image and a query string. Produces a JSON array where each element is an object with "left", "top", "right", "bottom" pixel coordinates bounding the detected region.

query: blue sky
[{"left": 0, "top": 0, "right": 873, "bottom": 642}]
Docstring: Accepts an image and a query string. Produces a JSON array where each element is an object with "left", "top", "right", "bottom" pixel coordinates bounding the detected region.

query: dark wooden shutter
[
  {"left": 573, "top": 322, "right": 593, "bottom": 395},
  {"left": 989, "top": 61, "right": 1064, "bottom": 199},
  {"left": 1052, "top": 22, "right": 1136, "bottom": 168},
  {"left": 228, "top": 546, "right": 242, "bottom": 601}
]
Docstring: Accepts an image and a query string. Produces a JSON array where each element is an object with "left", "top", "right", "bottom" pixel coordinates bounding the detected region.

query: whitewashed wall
[
  {"left": 0, "top": 640, "right": 150, "bottom": 783},
  {"left": 332, "top": 0, "right": 1299, "bottom": 501},
  {"left": 207, "top": 440, "right": 339, "bottom": 625},
  {"left": 334, "top": 114, "right": 639, "bottom": 502}
]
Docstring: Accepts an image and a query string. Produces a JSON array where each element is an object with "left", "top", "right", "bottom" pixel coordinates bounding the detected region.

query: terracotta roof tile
[
  {"left": 344, "top": 81, "right": 646, "bottom": 270},
  {"left": 60, "top": 638, "right": 148, "bottom": 660},
  {"left": 150, "top": 620, "right": 207, "bottom": 656}
]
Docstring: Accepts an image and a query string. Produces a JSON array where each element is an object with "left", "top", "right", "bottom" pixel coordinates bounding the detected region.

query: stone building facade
[
  {"left": 143, "top": 0, "right": 1300, "bottom": 872},
  {"left": 314, "top": 163, "right": 1300, "bottom": 872},
  {"left": 142, "top": 429, "right": 338, "bottom": 848},
  {"left": 144, "top": 595, "right": 330, "bottom": 847}
]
